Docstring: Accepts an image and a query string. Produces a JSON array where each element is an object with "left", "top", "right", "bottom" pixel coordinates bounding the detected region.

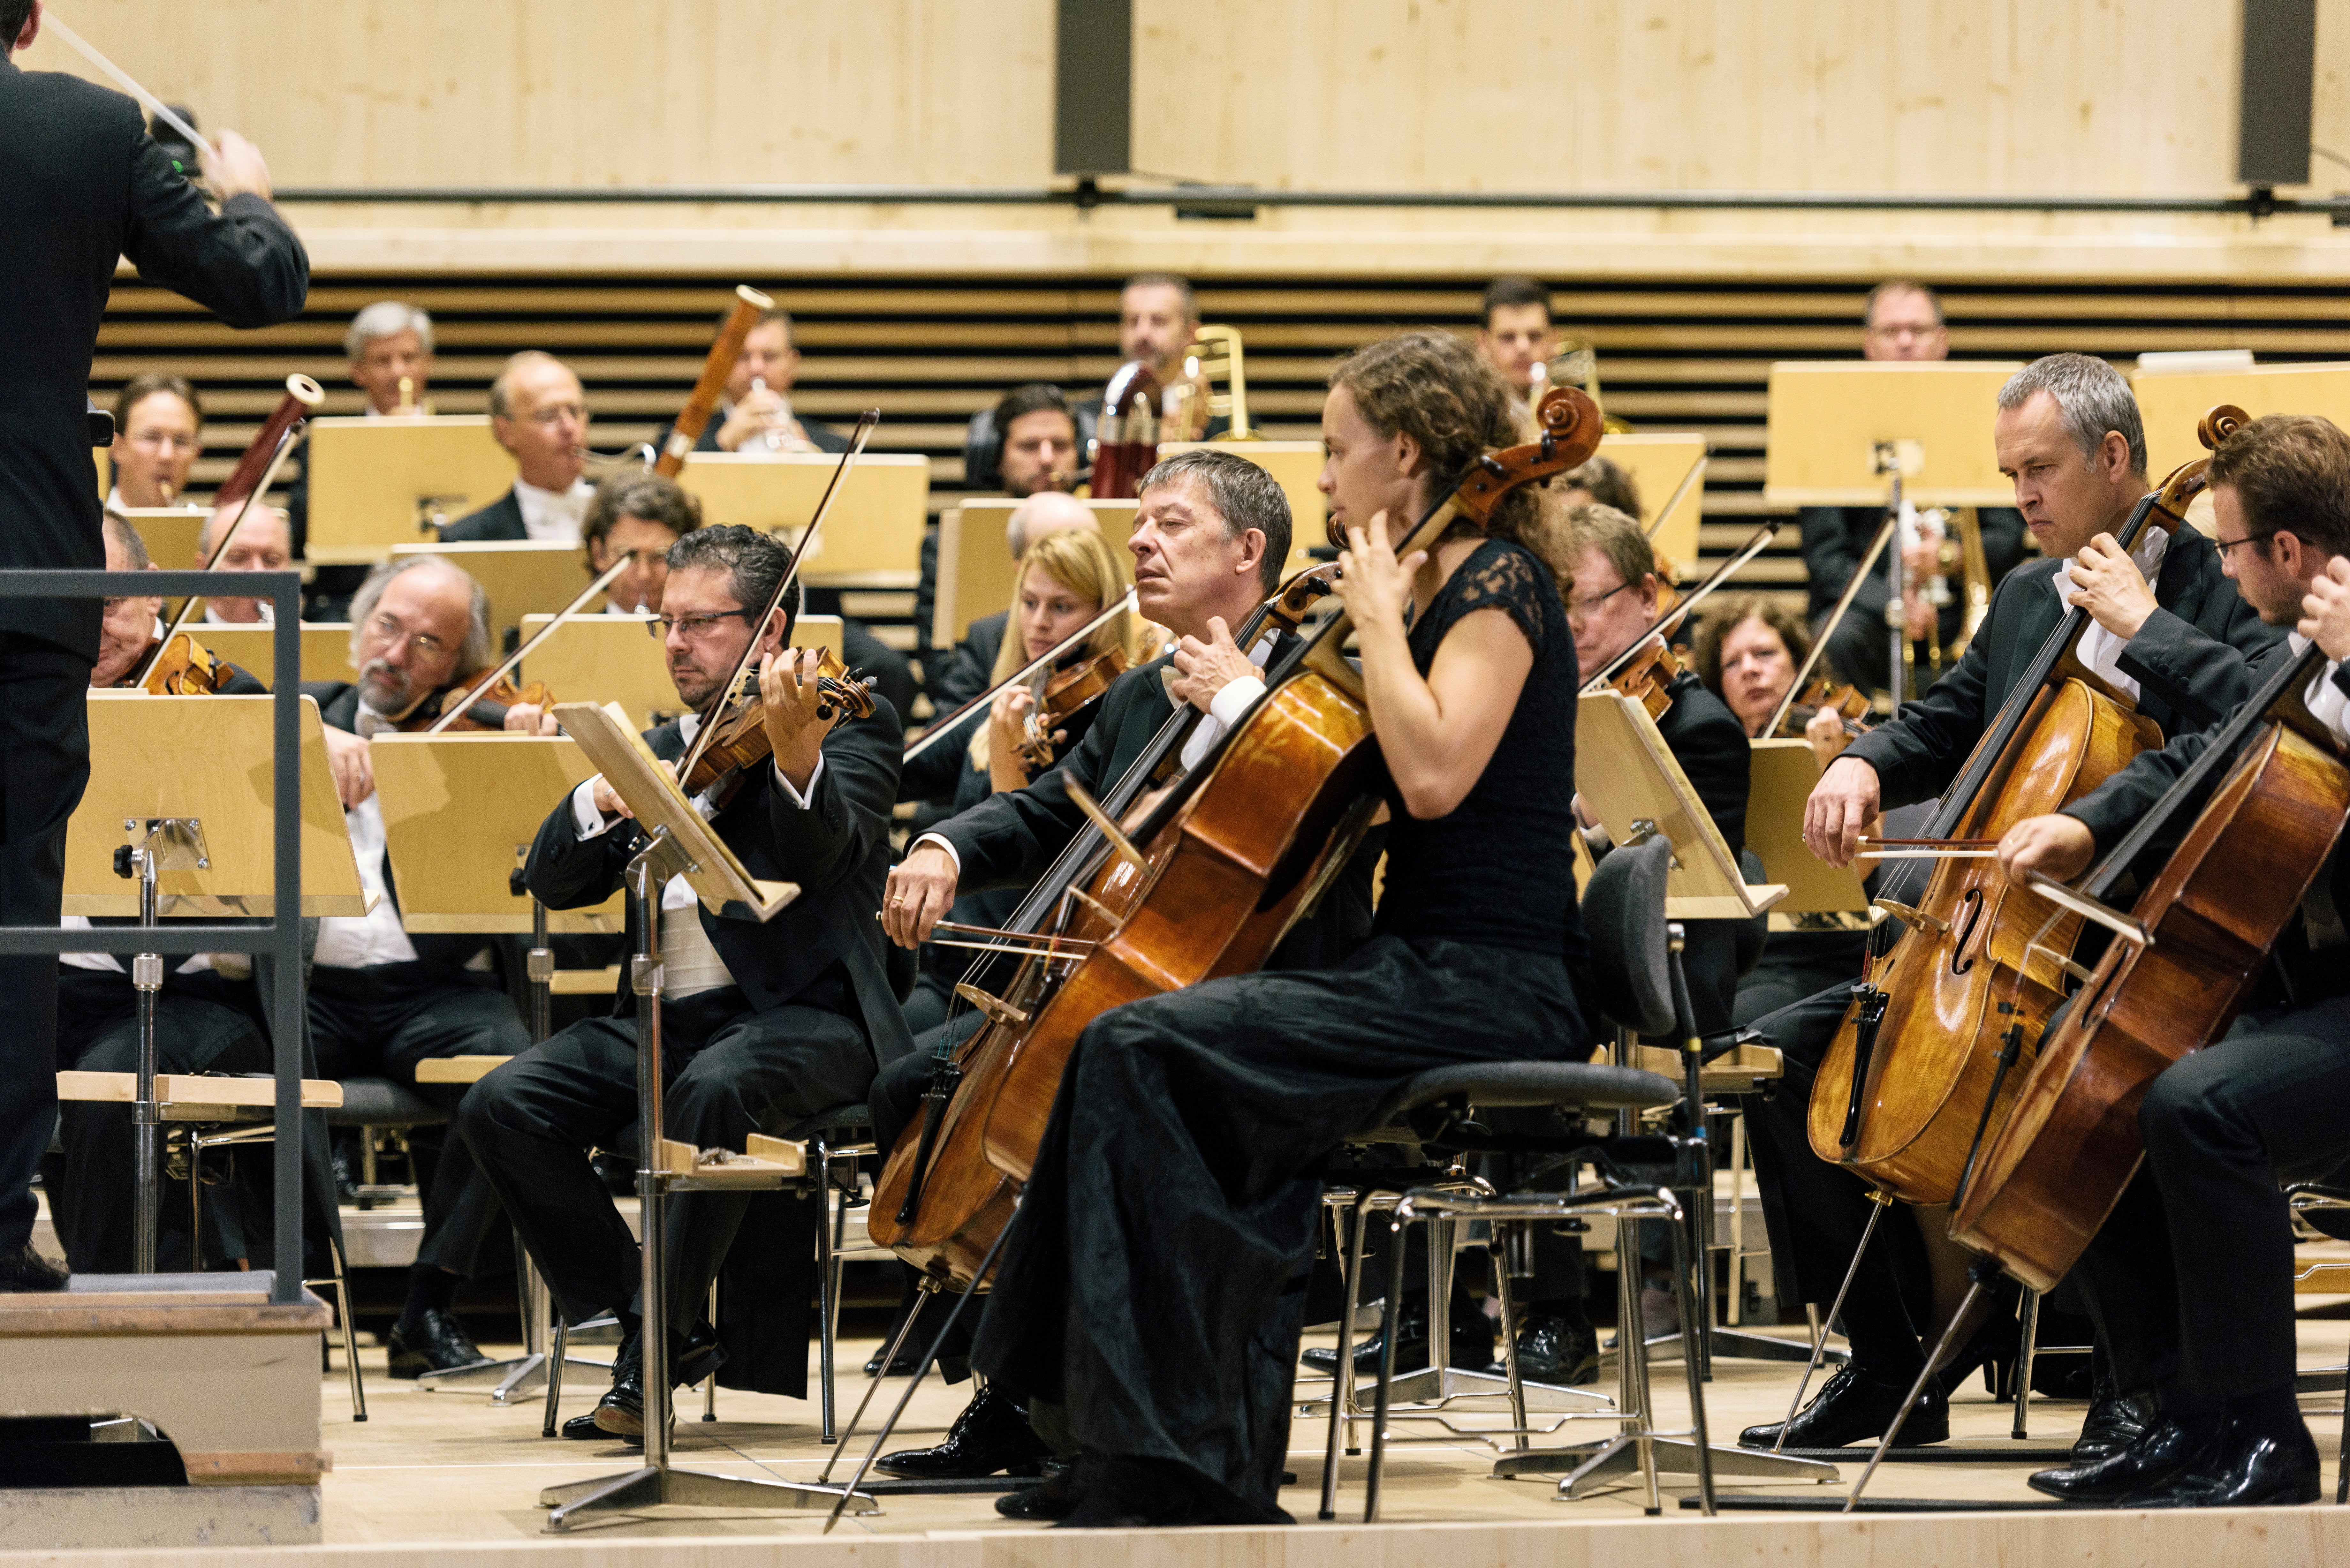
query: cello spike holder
[
  {"left": 542, "top": 831, "right": 875, "bottom": 1531},
  {"left": 1841, "top": 1262, "right": 2000, "bottom": 1512},
  {"left": 815, "top": 1281, "right": 936, "bottom": 1482}
]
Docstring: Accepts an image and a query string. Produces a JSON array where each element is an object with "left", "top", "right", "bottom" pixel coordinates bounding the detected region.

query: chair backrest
[{"left": 1581, "top": 833, "right": 1674, "bottom": 1037}]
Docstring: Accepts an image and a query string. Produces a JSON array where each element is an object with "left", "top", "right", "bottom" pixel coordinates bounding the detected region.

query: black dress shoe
[
  {"left": 1490, "top": 1312, "right": 1599, "bottom": 1386},
  {"left": 386, "top": 1306, "right": 491, "bottom": 1379},
  {"left": 1738, "top": 1363, "right": 1948, "bottom": 1450},
  {"left": 0, "top": 1245, "right": 68, "bottom": 1293},
  {"left": 561, "top": 1410, "right": 611, "bottom": 1440},
  {"left": 1300, "top": 1301, "right": 1494, "bottom": 1377},
  {"left": 997, "top": 1455, "right": 1084, "bottom": 1519},
  {"left": 589, "top": 1323, "right": 728, "bottom": 1437},
  {"left": 2117, "top": 1408, "right": 2322, "bottom": 1508},
  {"left": 2027, "top": 1409, "right": 2218, "bottom": 1502},
  {"left": 2071, "top": 1379, "right": 2160, "bottom": 1464},
  {"left": 876, "top": 1385, "right": 1053, "bottom": 1479}
]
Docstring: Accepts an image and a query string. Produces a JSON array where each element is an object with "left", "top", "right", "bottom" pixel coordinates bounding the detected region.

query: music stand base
[
  {"left": 1495, "top": 1436, "right": 1838, "bottom": 1497},
  {"left": 418, "top": 1350, "right": 612, "bottom": 1401},
  {"left": 541, "top": 1464, "right": 876, "bottom": 1531}
]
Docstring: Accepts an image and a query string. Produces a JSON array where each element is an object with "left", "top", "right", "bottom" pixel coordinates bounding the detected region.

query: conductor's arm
[{"left": 118, "top": 113, "right": 307, "bottom": 329}]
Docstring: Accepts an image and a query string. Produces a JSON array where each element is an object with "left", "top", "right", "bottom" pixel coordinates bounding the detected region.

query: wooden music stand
[
  {"left": 1745, "top": 738, "right": 1873, "bottom": 922},
  {"left": 1762, "top": 363, "right": 2025, "bottom": 509},
  {"left": 673, "top": 452, "right": 930, "bottom": 590},
  {"left": 535, "top": 701, "right": 858, "bottom": 1530},
  {"left": 1594, "top": 433, "right": 1707, "bottom": 572},
  {"left": 304, "top": 416, "right": 517, "bottom": 564},
  {"left": 1573, "top": 692, "right": 1786, "bottom": 923},
  {"left": 65, "top": 694, "right": 369, "bottom": 919},
  {"left": 119, "top": 507, "right": 205, "bottom": 575},
  {"left": 195, "top": 622, "right": 357, "bottom": 685},
  {"left": 1157, "top": 440, "right": 1327, "bottom": 578},
  {"left": 394, "top": 541, "right": 588, "bottom": 643},
  {"left": 516, "top": 613, "right": 844, "bottom": 732},
  {"left": 932, "top": 498, "right": 1138, "bottom": 650},
  {"left": 2133, "top": 361, "right": 2350, "bottom": 479}
]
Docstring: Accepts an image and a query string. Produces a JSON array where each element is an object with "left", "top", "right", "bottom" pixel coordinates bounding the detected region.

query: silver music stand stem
[
  {"left": 119, "top": 816, "right": 209, "bottom": 1274},
  {"left": 541, "top": 828, "right": 872, "bottom": 1531}
]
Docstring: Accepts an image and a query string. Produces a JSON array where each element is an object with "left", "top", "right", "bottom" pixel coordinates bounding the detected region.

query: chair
[
  {"left": 326, "top": 1076, "right": 449, "bottom": 1209},
  {"left": 2285, "top": 1181, "right": 2350, "bottom": 1504}
]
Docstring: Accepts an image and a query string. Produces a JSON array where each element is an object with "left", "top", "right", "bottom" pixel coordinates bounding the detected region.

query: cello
[
  {"left": 1949, "top": 638, "right": 2350, "bottom": 1289},
  {"left": 1805, "top": 406, "right": 2247, "bottom": 1203},
  {"left": 869, "top": 389, "right": 1602, "bottom": 1286}
]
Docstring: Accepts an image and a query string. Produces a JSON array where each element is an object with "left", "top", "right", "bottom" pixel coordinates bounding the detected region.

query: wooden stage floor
[{"left": 117, "top": 1311, "right": 2344, "bottom": 1566}]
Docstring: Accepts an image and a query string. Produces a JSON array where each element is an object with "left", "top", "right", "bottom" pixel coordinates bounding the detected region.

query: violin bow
[
  {"left": 1582, "top": 520, "right": 1784, "bottom": 693},
  {"left": 674, "top": 411, "right": 880, "bottom": 785},
  {"left": 419, "top": 551, "right": 637, "bottom": 734},
  {"left": 1642, "top": 453, "right": 1709, "bottom": 542},
  {"left": 131, "top": 374, "right": 324, "bottom": 688},
  {"left": 1761, "top": 515, "right": 1896, "bottom": 739},
  {"left": 902, "top": 588, "right": 1140, "bottom": 764}
]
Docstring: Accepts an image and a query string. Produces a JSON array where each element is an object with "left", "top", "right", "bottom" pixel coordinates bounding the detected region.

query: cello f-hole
[{"left": 1950, "top": 888, "right": 1986, "bottom": 976}]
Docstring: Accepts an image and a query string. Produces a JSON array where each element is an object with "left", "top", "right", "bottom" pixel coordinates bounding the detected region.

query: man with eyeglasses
[
  {"left": 463, "top": 524, "right": 909, "bottom": 1440},
  {"left": 1739, "top": 353, "right": 2278, "bottom": 1462},
  {"left": 106, "top": 372, "right": 205, "bottom": 511},
  {"left": 440, "top": 351, "right": 594, "bottom": 543},
  {"left": 303, "top": 555, "right": 543, "bottom": 1377},
  {"left": 1797, "top": 280, "right": 2029, "bottom": 690}
]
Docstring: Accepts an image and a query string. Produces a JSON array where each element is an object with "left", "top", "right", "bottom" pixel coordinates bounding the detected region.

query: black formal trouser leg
[
  {"left": 52, "top": 987, "right": 271, "bottom": 1273},
  {"left": 0, "top": 639, "right": 91, "bottom": 1253},
  {"left": 310, "top": 964, "right": 531, "bottom": 1277},
  {"left": 2140, "top": 997, "right": 2350, "bottom": 1404},
  {"left": 1744, "top": 980, "right": 1931, "bottom": 1375},
  {"left": 2053, "top": 1168, "right": 2179, "bottom": 1395},
  {"left": 462, "top": 991, "right": 873, "bottom": 1329}
]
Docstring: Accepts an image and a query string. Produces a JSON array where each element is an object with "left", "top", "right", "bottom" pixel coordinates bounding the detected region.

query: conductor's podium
[{"left": 0, "top": 1272, "right": 332, "bottom": 1546}]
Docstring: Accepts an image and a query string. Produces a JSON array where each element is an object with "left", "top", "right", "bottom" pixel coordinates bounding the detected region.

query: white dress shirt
[
  {"left": 313, "top": 702, "right": 422, "bottom": 969},
  {"left": 2054, "top": 526, "right": 2170, "bottom": 704},
  {"left": 512, "top": 478, "right": 595, "bottom": 543},
  {"left": 202, "top": 600, "right": 271, "bottom": 626},
  {"left": 566, "top": 711, "right": 825, "bottom": 999}
]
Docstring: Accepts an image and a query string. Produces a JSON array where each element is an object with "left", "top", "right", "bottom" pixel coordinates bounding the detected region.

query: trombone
[{"left": 1164, "top": 324, "right": 1256, "bottom": 442}]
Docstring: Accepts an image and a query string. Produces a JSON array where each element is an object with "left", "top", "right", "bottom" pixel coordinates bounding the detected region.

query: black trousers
[
  {"left": 460, "top": 984, "right": 873, "bottom": 1330},
  {"left": 971, "top": 935, "right": 1581, "bottom": 1515},
  {"left": 2070, "top": 995, "right": 2350, "bottom": 1405},
  {"left": 310, "top": 961, "right": 529, "bottom": 1277},
  {"left": 0, "top": 638, "right": 90, "bottom": 1254},
  {"left": 50, "top": 966, "right": 270, "bottom": 1271}
]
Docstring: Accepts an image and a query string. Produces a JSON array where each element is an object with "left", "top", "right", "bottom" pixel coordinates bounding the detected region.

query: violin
[
  {"left": 1805, "top": 404, "right": 2247, "bottom": 1202},
  {"left": 868, "top": 390, "right": 1602, "bottom": 1287},
  {"left": 135, "top": 631, "right": 257, "bottom": 695},
  {"left": 1774, "top": 675, "right": 1871, "bottom": 740},
  {"left": 1606, "top": 637, "right": 1683, "bottom": 722},
  {"left": 1016, "top": 645, "right": 1131, "bottom": 770},
  {"left": 396, "top": 673, "right": 558, "bottom": 734},
  {"left": 676, "top": 649, "right": 877, "bottom": 807}
]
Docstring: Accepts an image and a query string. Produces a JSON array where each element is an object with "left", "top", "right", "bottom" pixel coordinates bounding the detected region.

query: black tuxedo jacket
[
  {"left": 1842, "top": 526, "right": 2281, "bottom": 810},
  {"left": 439, "top": 487, "right": 527, "bottom": 543},
  {"left": 0, "top": 58, "right": 307, "bottom": 657},
  {"left": 1653, "top": 668, "right": 1751, "bottom": 857},
  {"left": 664, "top": 412, "right": 848, "bottom": 457},
  {"left": 524, "top": 703, "right": 914, "bottom": 1067}
]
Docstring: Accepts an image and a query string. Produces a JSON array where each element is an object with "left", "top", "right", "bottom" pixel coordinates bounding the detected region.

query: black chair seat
[
  {"left": 1356, "top": 1060, "right": 1678, "bottom": 1139},
  {"left": 783, "top": 1103, "right": 873, "bottom": 1143},
  {"left": 327, "top": 1076, "right": 447, "bottom": 1129}
]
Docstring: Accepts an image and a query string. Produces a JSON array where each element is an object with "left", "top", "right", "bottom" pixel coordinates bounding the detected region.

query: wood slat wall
[{"left": 97, "top": 274, "right": 2350, "bottom": 610}]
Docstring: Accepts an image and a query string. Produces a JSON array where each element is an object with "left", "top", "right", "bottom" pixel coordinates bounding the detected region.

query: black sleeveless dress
[{"left": 970, "top": 537, "right": 1588, "bottom": 1518}]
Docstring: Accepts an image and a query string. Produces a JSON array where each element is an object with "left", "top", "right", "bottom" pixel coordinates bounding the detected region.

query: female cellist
[
  {"left": 898, "top": 525, "right": 1148, "bottom": 1036},
  {"left": 965, "top": 330, "right": 1588, "bottom": 1527}
]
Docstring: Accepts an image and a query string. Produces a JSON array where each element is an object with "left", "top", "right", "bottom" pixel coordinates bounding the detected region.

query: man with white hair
[
  {"left": 303, "top": 554, "right": 540, "bottom": 1377},
  {"left": 918, "top": 491, "right": 1103, "bottom": 726},
  {"left": 194, "top": 499, "right": 292, "bottom": 624},
  {"left": 346, "top": 299, "right": 434, "bottom": 415},
  {"left": 440, "top": 352, "right": 593, "bottom": 543}
]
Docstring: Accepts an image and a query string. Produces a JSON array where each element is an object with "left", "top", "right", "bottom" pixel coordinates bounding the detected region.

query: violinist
[
  {"left": 580, "top": 471, "right": 702, "bottom": 616},
  {"left": 1992, "top": 413, "right": 2350, "bottom": 1508},
  {"left": 193, "top": 498, "right": 292, "bottom": 624},
  {"left": 898, "top": 525, "right": 1147, "bottom": 1037},
  {"left": 462, "top": 525, "right": 910, "bottom": 1440},
  {"left": 303, "top": 556, "right": 542, "bottom": 1378},
  {"left": 1742, "top": 353, "right": 2279, "bottom": 1454},
  {"left": 105, "top": 373, "right": 203, "bottom": 511},
  {"left": 945, "top": 329, "right": 1584, "bottom": 1528},
  {"left": 868, "top": 450, "right": 1311, "bottom": 1484},
  {"left": 1690, "top": 595, "right": 1868, "bottom": 1024},
  {"left": 439, "top": 352, "right": 593, "bottom": 543},
  {"left": 921, "top": 489, "right": 1099, "bottom": 723},
  {"left": 89, "top": 512, "right": 265, "bottom": 693}
]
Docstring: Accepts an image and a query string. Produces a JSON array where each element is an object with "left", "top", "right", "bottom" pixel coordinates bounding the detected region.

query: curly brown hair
[
  {"left": 1690, "top": 593, "right": 1812, "bottom": 703},
  {"left": 1328, "top": 329, "right": 1541, "bottom": 557}
]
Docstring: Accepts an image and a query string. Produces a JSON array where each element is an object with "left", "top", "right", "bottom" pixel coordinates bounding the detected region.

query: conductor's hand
[
  {"left": 322, "top": 724, "right": 374, "bottom": 809},
  {"left": 200, "top": 130, "right": 273, "bottom": 203},
  {"left": 1168, "top": 616, "right": 1256, "bottom": 713},
  {"left": 1997, "top": 813, "right": 2096, "bottom": 885},
  {"left": 1803, "top": 755, "right": 1881, "bottom": 869},
  {"left": 759, "top": 647, "right": 835, "bottom": 791},
  {"left": 883, "top": 843, "right": 958, "bottom": 948},
  {"left": 2299, "top": 556, "right": 2350, "bottom": 662},
  {"left": 2065, "top": 532, "right": 2158, "bottom": 641},
  {"left": 501, "top": 702, "right": 560, "bottom": 736}
]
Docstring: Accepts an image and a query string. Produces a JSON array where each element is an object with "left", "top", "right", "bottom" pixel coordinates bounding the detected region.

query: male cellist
[
  {"left": 1742, "top": 353, "right": 2279, "bottom": 1455},
  {"left": 1993, "top": 412, "right": 2350, "bottom": 1507}
]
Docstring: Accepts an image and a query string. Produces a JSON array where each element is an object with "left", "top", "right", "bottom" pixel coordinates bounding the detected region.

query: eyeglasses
[
  {"left": 647, "top": 608, "right": 759, "bottom": 641},
  {"left": 365, "top": 611, "right": 449, "bottom": 660},
  {"left": 1865, "top": 322, "right": 1944, "bottom": 342},
  {"left": 514, "top": 401, "right": 586, "bottom": 429},
  {"left": 127, "top": 431, "right": 201, "bottom": 453},
  {"left": 2213, "top": 532, "right": 2271, "bottom": 561},
  {"left": 1565, "top": 581, "right": 1632, "bottom": 622}
]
